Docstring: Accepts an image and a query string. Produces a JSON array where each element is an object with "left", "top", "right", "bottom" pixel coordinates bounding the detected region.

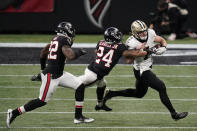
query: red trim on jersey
[
  {"left": 75, "top": 105, "right": 83, "bottom": 108},
  {"left": 41, "top": 73, "right": 51, "bottom": 102}
]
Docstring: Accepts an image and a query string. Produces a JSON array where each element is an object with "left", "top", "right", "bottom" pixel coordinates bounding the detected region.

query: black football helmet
[
  {"left": 56, "top": 22, "right": 75, "bottom": 38},
  {"left": 104, "top": 27, "right": 123, "bottom": 43}
]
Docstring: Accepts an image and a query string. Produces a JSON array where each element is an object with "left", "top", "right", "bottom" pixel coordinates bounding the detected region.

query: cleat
[
  {"left": 171, "top": 112, "right": 188, "bottom": 121},
  {"left": 74, "top": 115, "right": 94, "bottom": 124},
  {"left": 95, "top": 104, "right": 112, "bottom": 111},
  {"left": 95, "top": 89, "right": 113, "bottom": 111},
  {"left": 31, "top": 73, "right": 41, "bottom": 81},
  {"left": 6, "top": 109, "right": 16, "bottom": 128}
]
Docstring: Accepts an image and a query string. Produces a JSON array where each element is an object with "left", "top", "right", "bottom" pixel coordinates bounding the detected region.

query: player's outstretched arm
[
  {"left": 122, "top": 49, "right": 147, "bottom": 58},
  {"left": 62, "top": 45, "right": 87, "bottom": 60}
]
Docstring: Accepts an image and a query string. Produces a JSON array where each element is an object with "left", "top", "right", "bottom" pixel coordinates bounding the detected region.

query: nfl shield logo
[{"left": 84, "top": 0, "right": 111, "bottom": 28}]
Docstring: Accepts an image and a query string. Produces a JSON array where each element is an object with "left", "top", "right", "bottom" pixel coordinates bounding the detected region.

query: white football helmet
[{"left": 131, "top": 20, "right": 148, "bottom": 41}]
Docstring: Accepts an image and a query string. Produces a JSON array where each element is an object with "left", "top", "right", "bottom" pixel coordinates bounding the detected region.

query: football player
[
  {"left": 103, "top": 20, "right": 188, "bottom": 120},
  {"left": 6, "top": 22, "right": 94, "bottom": 128},
  {"left": 78, "top": 27, "right": 148, "bottom": 111}
]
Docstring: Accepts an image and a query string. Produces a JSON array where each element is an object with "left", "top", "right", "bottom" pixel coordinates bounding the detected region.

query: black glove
[
  {"left": 75, "top": 48, "right": 87, "bottom": 59},
  {"left": 79, "top": 48, "right": 87, "bottom": 55},
  {"left": 31, "top": 73, "right": 41, "bottom": 81},
  {"left": 144, "top": 47, "right": 153, "bottom": 55}
]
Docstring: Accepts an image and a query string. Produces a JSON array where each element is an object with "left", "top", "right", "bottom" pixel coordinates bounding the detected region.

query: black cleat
[
  {"left": 95, "top": 104, "right": 112, "bottom": 111},
  {"left": 31, "top": 73, "right": 41, "bottom": 81},
  {"left": 171, "top": 112, "right": 188, "bottom": 121}
]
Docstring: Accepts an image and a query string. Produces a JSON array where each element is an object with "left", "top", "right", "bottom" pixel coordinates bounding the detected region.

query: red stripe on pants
[
  {"left": 41, "top": 73, "right": 51, "bottom": 102},
  {"left": 18, "top": 107, "right": 22, "bottom": 114}
]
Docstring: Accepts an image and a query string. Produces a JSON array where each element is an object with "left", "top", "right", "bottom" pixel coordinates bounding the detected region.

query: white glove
[{"left": 155, "top": 47, "right": 166, "bottom": 55}]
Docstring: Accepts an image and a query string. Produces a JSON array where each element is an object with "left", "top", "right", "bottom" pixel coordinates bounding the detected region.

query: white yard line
[
  {"left": 1, "top": 64, "right": 197, "bottom": 66},
  {"left": 0, "top": 86, "right": 196, "bottom": 89},
  {"left": 0, "top": 111, "right": 197, "bottom": 114},
  {"left": 0, "top": 98, "right": 196, "bottom": 101},
  {"left": 1, "top": 43, "right": 197, "bottom": 49},
  {"left": 0, "top": 74, "right": 197, "bottom": 78},
  {"left": 0, "top": 126, "right": 197, "bottom": 129}
]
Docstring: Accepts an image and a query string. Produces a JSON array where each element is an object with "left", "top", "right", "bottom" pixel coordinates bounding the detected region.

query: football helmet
[
  {"left": 56, "top": 22, "right": 75, "bottom": 38},
  {"left": 131, "top": 20, "right": 148, "bottom": 41},
  {"left": 104, "top": 27, "right": 122, "bottom": 43}
]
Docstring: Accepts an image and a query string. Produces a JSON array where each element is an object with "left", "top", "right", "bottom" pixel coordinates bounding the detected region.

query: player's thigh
[
  {"left": 58, "top": 72, "right": 82, "bottom": 89},
  {"left": 78, "top": 68, "right": 97, "bottom": 86},
  {"left": 39, "top": 73, "right": 59, "bottom": 102}
]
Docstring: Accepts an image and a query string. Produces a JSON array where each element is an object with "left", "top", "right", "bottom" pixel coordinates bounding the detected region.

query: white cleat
[
  {"left": 74, "top": 116, "right": 94, "bottom": 124},
  {"left": 6, "top": 109, "right": 13, "bottom": 128}
]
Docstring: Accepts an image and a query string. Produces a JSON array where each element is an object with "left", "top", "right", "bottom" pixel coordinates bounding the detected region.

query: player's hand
[
  {"left": 79, "top": 48, "right": 87, "bottom": 56},
  {"left": 144, "top": 46, "right": 154, "bottom": 55},
  {"left": 31, "top": 73, "right": 41, "bottom": 81},
  {"left": 149, "top": 47, "right": 157, "bottom": 54}
]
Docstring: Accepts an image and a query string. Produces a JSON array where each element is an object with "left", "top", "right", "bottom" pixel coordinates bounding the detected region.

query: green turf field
[
  {"left": 0, "top": 34, "right": 197, "bottom": 44},
  {"left": 0, "top": 65, "right": 196, "bottom": 131}
]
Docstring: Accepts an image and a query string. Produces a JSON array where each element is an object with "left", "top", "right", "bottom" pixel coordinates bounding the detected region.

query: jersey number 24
[{"left": 96, "top": 46, "right": 114, "bottom": 68}]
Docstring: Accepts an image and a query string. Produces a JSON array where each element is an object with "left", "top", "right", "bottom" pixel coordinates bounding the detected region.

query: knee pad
[{"left": 97, "top": 79, "right": 106, "bottom": 88}]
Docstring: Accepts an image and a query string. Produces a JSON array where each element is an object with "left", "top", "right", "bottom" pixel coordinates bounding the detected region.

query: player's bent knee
[
  {"left": 158, "top": 80, "right": 167, "bottom": 92},
  {"left": 37, "top": 98, "right": 47, "bottom": 106}
]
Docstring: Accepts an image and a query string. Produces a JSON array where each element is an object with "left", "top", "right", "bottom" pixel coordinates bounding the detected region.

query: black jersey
[
  {"left": 88, "top": 40, "right": 128, "bottom": 79},
  {"left": 43, "top": 35, "right": 72, "bottom": 78}
]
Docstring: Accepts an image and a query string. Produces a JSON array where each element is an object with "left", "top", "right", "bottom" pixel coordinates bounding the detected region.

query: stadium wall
[
  {"left": 1, "top": 44, "right": 197, "bottom": 65},
  {"left": 0, "top": 0, "right": 197, "bottom": 34}
]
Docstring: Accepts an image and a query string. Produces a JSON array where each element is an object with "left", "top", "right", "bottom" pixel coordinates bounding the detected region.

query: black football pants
[{"left": 110, "top": 68, "right": 176, "bottom": 113}]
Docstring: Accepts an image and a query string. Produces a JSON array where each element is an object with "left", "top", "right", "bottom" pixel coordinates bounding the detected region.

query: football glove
[
  {"left": 31, "top": 73, "right": 41, "bottom": 81},
  {"left": 75, "top": 48, "right": 87, "bottom": 59},
  {"left": 154, "top": 47, "right": 167, "bottom": 55}
]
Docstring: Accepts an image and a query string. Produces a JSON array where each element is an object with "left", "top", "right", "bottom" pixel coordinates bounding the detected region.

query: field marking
[
  {"left": 0, "top": 86, "right": 197, "bottom": 89},
  {"left": 1, "top": 64, "right": 197, "bottom": 66},
  {"left": 1, "top": 43, "right": 197, "bottom": 48},
  {"left": 0, "top": 111, "right": 197, "bottom": 115},
  {"left": 0, "top": 126, "right": 197, "bottom": 129},
  {"left": 1, "top": 74, "right": 197, "bottom": 78},
  {"left": 0, "top": 98, "right": 196, "bottom": 101}
]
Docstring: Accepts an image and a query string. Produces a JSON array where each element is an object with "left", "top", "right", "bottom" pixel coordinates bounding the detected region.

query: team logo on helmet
[{"left": 84, "top": 0, "right": 111, "bottom": 28}]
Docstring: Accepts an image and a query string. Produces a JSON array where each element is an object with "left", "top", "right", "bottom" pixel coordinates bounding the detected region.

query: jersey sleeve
[
  {"left": 148, "top": 29, "right": 156, "bottom": 40},
  {"left": 118, "top": 44, "right": 128, "bottom": 55},
  {"left": 125, "top": 37, "right": 138, "bottom": 49}
]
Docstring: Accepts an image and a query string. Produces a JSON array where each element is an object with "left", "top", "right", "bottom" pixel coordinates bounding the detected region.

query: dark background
[{"left": 0, "top": 0, "right": 196, "bottom": 34}]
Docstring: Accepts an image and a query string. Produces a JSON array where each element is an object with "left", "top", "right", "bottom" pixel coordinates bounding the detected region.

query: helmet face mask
[
  {"left": 131, "top": 20, "right": 148, "bottom": 41},
  {"left": 56, "top": 22, "right": 76, "bottom": 38},
  {"left": 104, "top": 27, "right": 123, "bottom": 43}
]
